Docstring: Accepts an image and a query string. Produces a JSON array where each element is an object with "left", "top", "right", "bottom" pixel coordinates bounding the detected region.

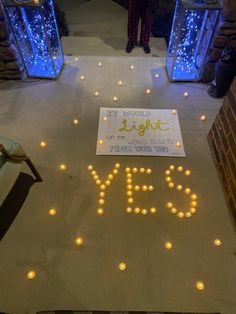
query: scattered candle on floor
[
  {"left": 27, "top": 271, "right": 36, "bottom": 280},
  {"left": 119, "top": 263, "right": 127, "bottom": 271}
]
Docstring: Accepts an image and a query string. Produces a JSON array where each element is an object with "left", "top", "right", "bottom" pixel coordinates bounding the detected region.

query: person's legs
[
  {"left": 208, "top": 58, "right": 236, "bottom": 98},
  {"left": 126, "top": 0, "right": 139, "bottom": 52},
  {"left": 140, "top": 0, "right": 152, "bottom": 53}
]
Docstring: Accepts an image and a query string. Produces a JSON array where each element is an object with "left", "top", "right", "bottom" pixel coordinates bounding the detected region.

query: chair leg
[{"left": 26, "top": 158, "right": 43, "bottom": 182}]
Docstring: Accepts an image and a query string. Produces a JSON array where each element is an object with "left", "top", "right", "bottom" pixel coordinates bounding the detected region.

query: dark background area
[{"left": 54, "top": 0, "right": 176, "bottom": 44}]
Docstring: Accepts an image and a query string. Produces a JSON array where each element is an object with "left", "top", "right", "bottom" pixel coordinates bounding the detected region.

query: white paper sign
[{"left": 96, "top": 108, "right": 186, "bottom": 157}]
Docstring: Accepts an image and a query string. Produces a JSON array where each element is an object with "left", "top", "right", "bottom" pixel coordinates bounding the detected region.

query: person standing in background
[
  {"left": 207, "top": 0, "right": 236, "bottom": 98},
  {"left": 126, "top": 0, "right": 152, "bottom": 54}
]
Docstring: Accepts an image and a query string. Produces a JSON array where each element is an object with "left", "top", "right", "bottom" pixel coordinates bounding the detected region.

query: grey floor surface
[{"left": 0, "top": 56, "right": 235, "bottom": 314}]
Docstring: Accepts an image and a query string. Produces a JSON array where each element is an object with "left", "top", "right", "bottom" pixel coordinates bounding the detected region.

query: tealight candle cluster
[
  {"left": 165, "top": 165, "right": 198, "bottom": 218},
  {"left": 88, "top": 163, "right": 120, "bottom": 214},
  {"left": 126, "top": 167, "right": 156, "bottom": 216}
]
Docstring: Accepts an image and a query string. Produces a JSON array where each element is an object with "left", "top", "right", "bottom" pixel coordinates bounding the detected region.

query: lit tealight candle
[
  {"left": 166, "top": 177, "right": 172, "bottom": 183},
  {"left": 94, "top": 175, "right": 99, "bottom": 180},
  {"left": 150, "top": 207, "right": 157, "bottom": 214},
  {"left": 127, "top": 173, "right": 132, "bottom": 178},
  {"left": 200, "top": 115, "right": 206, "bottom": 121},
  {"left": 132, "top": 168, "right": 138, "bottom": 173},
  {"left": 127, "top": 191, "right": 133, "bottom": 197},
  {"left": 171, "top": 207, "right": 177, "bottom": 214},
  {"left": 191, "top": 194, "right": 197, "bottom": 200},
  {"left": 99, "top": 192, "right": 105, "bottom": 198},
  {"left": 98, "top": 61, "right": 102, "bottom": 67},
  {"left": 185, "top": 170, "right": 191, "bottom": 176},
  {"left": 169, "top": 165, "right": 175, "bottom": 171},
  {"left": 100, "top": 185, "right": 106, "bottom": 191},
  {"left": 73, "top": 119, "right": 79, "bottom": 126},
  {"left": 177, "top": 212, "right": 184, "bottom": 218},
  {"left": 184, "top": 91, "right": 189, "bottom": 98},
  {"left": 134, "top": 207, "right": 141, "bottom": 214},
  {"left": 128, "top": 198, "right": 134, "bottom": 204},
  {"left": 49, "top": 208, "right": 57, "bottom": 216},
  {"left": 113, "top": 96, "right": 118, "bottom": 102},
  {"left": 115, "top": 163, "right": 120, "bottom": 169},
  {"left": 94, "top": 91, "right": 100, "bottom": 97},
  {"left": 113, "top": 169, "right": 119, "bottom": 175},
  {"left": 214, "top": 239, "right": 222, "bottom": 247},
  {"left": 130, "top": 65, "right": 134, "bottom": 70},
  {"left": 142, "top": 185, "right": 148, "bottom": 192},
  {"left": 127, "top": 184, "right": 133, "bottom": 190},
  {"left": 185, "top": 188, "right": 191, "bottom": 194},
  {"left": 196, "top": 281, "right": 205, "bottom": 291},
  {"left": 96, "top": 180, "right": 101, "bottom": 185},
  {"left": 190, "top": 207, "right": 196, "bottom": 214},
  {"left": 99, "top": 199, "right": 105, "bottom": 205},
  {"left": 119, "top": 263, "right": 126, "bottom": 271},
  {"left": 59, "top": 164, "right": 67, "bottom": 171},
  {"left": 176, "top": 142, "right": 181, "bottom": 148},
  {"left": 97, "top": 208, "right": 104, "bottom": 215},
  {"left": 146, "top": 88, "right": 151, "bottom": 95},
  {"left": 146, "top": 168, "right": 152, "bottom": 174},
  {"left": 27, "top": 271, "right": 36, "bottom": 280},
  {"left": 148, "top": 185, "right": 154, "bottom": 191},
  {"left": 140, "top": 168, "right": 145, "bottom": 173},
  {"left": 40, "top": 141, "right": 47, "bottom": 148},
  {"left": 91, "top": 170, "right": 96, "bottom": 176},
  {"left": 191, "top": 201, "right": 197, "bottom": 207},
  {"left": 99, "top": 139, "right": 104, "bottom": 145},
  {"left": 168, "top": 182, "right": 175, "bottom": 188},
  {"left": 165, "top": 242, "right": 173, "bottom": 250},
  {"left": 88, "top": 165, "right": 93, "bottom": 171},
  {"left": 105, "top": 180, "right": 111, "bottom": 186},
  {"left": 177, "top": 185, "right": 183, "bottom": 191},
  {"left": 80, "top": 75, "right": 85, "bottom": 81},
  {"left": 134, "top": 185, "right": 140, "bottom": 191},
  {"left": 75, "top": 237, "right": 83, "bottom": 246},
  {"left": 185, "top": 212, "right": 192, "bottom": 218},
  {"left": 141, "top": 209, "right": 148, "bottom": 215},
  {"left": 127, "top": 179, "right": 132, "bottom": 184},
  {"left": 125, "top": 167, "right": 131, "bottom": 173},
  {"left": 177, "top": 166, "right": 183, "bottom": 172},
  {"left": 126, "top": 207, "right": 132, "bottom": 213},
  {"left": 167, "top": 202, "right": 173, "bottom": 209},
  {"left": 108, "top": 174, "right": 114, "bottom": 180},
  {"left": 118, "top": 80, "right": 123, "bottom": 86},
  {"left": 165, "top": 170, "right": 171, "bottom": 176},
  {"left": 172, "top": 110, "right": 177, "bottom": 115}
]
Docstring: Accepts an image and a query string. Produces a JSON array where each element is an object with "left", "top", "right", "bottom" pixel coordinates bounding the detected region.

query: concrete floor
[
  {"left": 0, "top": 56, "right": 236, "bottom": 314},
  {"left": 0, "top": 1, "right": 236, "bottom": 314}
]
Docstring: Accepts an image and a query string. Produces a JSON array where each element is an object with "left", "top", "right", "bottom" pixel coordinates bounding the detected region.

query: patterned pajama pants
[{"left": 127, "top": 0, "right": 152, "bottom": 45}]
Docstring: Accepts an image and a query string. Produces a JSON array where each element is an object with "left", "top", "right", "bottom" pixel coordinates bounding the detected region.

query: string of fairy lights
[
  {"left": 6, "top": 0, "right": 63, "bottom": 78},
  {"left": 28, "top": 58, "right": 223, "bottom": 298},
  {"left": 167, "top": 1, "right": 221, "bottom": 81}
]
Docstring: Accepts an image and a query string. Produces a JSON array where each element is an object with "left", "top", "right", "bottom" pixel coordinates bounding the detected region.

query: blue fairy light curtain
[
  {"left": 4, "top": 0, "right": 64, "bottom": 79},
  {"left": 166, "top": 0, "right": 222, "bottom": 82}
]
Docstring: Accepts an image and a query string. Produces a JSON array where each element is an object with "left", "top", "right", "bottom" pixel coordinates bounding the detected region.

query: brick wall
[
  {"left": 0, "top": 0, "right": 25, "bottom": 79},
  {"left": 208, "top": 78, "right": 236, "bottom": 225}
]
